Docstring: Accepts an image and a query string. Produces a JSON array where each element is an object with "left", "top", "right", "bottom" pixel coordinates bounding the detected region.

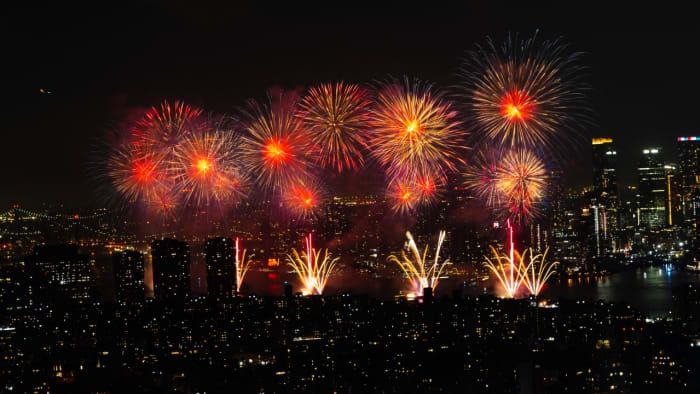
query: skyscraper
[
  {"left": 205, "top": 237, "right": 235, "bottom": 298},
  {"left": 664, "top": 164, "right": 683, "bottom": 226},
  {"left": 677, "top": 137, "right": 700, "bottom": 219},
  {"left": 638, "top": 148, "right": 667, "bottom": 228},
  {"left": 591, "top": 138, "right": 619, "bottom": 253},
  {"left": 151, "top": 239, "right": 190, "bottom": 299},
  {"left": 592, "top": 138, "right": 620, "bottom": 203},
  {"left": 113, "top": 250, "right": 145, "bottom": 302}
]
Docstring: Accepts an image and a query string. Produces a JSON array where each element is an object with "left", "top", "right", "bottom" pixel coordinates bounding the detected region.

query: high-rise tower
[
  {"left": 638, "top": 148, "right": 667, "bottom": 228},
  {"left": 151, "top": 239, "right": 190, "bottom": 299},
  {"left": 205, "top": 237, "right": 235, "bottom": 298}
]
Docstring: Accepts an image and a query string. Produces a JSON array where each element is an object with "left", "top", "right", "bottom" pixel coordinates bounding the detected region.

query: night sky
[{"left": 2, "top": 3, "right": 698, "bottom": 208}]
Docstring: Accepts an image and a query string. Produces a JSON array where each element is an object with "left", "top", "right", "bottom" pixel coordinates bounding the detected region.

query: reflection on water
[{"left": 542, "top": 265, "right": 698, "bottom": 318}]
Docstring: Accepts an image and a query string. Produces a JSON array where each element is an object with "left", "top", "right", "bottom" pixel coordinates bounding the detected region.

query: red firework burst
[
  {"left": 132, "top": 100, "right": 205, "bottom": 156},
  {"left": 282, "top": 180, "right": 324, "bottom": 218},
  {"left": 106, "top": 144, "right": 166, "bottom": 204},
  {"left": 172, "top": 129, "right": 246, "bottom": 209},
  {"left": 240, "top": 92, "right": 312, "bottom": 193}
]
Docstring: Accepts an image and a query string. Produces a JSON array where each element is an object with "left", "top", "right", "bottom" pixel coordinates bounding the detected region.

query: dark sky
[{"left": 2, "top": 2, "right": 698, "bottom": 208}]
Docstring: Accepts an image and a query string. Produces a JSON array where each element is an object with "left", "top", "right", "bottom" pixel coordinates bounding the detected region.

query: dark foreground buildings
[
  {"left": 1, "top": 257, "right": 698, "bottom": 393},
  {"left": 151, "top": 238, "right": 191, "bottom": 299}
]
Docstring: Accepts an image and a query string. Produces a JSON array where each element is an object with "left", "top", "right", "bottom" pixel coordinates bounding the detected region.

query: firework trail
[
  {"left": 458, "top": 32, "right": 589, "bottom": 152},
  {"left": 286, "top": 234, "right": 339, "bottom": 295},
  {"left": 369, "top": 78, "right": 465, "bottom": 208},
  {"left": 240, "top": 92, "right": 313, "bottom": 193},
  {"left": 388, "top": 231, "right": 451, "bottom": 296},
  {"left": 483, "top": 245, "right": 529, "bottom": 298},
  {"left": 520, "top": 248, "right": 558, "bottom": 297},
  {"left": 298, "top": 82, "right": 372, "bottom": 172},
  {"left": 234, "top": 237, "right": 253, "bottom": 293},
  {"left": 172, "top": 128, "right": 247, "bottom": 210}
]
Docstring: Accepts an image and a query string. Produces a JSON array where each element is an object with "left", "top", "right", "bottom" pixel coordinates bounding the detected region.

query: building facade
[
  {"left": 151, "top": 238, "right": 190, "bottom": 299},
  {"left": 114, "top": 250, "right": 145, "bottom": 302},
  {"left": 205, "top": 237, "right": 235, "bottom": 298}
]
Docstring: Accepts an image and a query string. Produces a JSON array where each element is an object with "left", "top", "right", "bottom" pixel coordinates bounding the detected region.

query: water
[
  {"left": 240, "top": 265, "right": 700, "bottom": 318},
  {"left": 542, "top": 265, "right": 700, "bottom": 317}
]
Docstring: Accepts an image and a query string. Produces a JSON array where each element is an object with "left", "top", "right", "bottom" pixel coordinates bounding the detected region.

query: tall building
[
  {"left": 591, "top": 138, "right": 620, "bottom": 253},
  {"left": 592, "top": 138, "right": 620, "bottom": 203},
  {"left": 677, "top": 137, "right": 700, "bottom": 219},
  {"left": 205, "top": 237, "right": 235, "bottom": 298},
  {"left": 664, "top": 164, "right": 683, "bottom": 226},
  {"left": 113, "top": 250, "right": 145, "bottom": 302},
  {"left": 151, "top": 239, "right": 190, "bottom": 299},
  {"left": 32, "top": 244, "right": 93, "bottom": 304},
  {"left": 638, "top": 148, "right": 667, "bottom": 228}
]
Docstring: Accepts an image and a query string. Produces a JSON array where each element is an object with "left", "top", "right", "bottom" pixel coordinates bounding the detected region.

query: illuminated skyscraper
[
  {"left": 151, "top": 239, "right": 190, "bottom": 299},
  {"left": 205, "top": 237, "right": 235, "bottom": 298},
  {"left": 638, "top": 148, "right": 667, "bottom": 228},
  {"left": 664, "top": 164, "right": 682, "bottom": 226},
  {"left": 591, "top": 138, "right": 619, "bottom": 253},
  {"left": 114, "top": 250, "right": 145, "bottom": 302},
  {"left": 677, "top": 137, "right": 700, "bottom": 219},
  {"left": 592, "top": 138, "right": 619, "bottom": 203}
]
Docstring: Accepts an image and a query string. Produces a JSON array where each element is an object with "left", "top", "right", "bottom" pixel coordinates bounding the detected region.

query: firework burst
[
  {"left": 463, "top": 148, "right": 504, "bottom": 208},
  {"left": 172, "top": 128, "right": 247, "bottom": 210},
  {"left": 106, "top": 143, "right": 166, "bottom": 204},
  {"left": 282, "top": 179, "right": 325, "bottom": 219},
  {"left": 388, "top": 231, "right": 451, "bottom": 296},
  {"left": 459, "top": 32, "right": 589, "bottom": 151},
  {"left": 464, "top": 148, "right": 546, "bottom": 222},
  {"left": 298, "top": 82, "right": 372, "bottom": 172},
  {"left": 286, "top": 234, "right": 339, "bottom": 295},
  {"left": 132, "top": 100, "right": 205, "bottom": 157},
  {"left": 496, "top": 149, "right": 547, "bottom": 221},
  {"left": 386, "top": 171, "right": 443, "bottom": 213},
  {"left": 240, "top": 93, "right": 312, "bottom": 192},
  {"left": 369, "top": 78, "right": 465, "bottom": 186}
]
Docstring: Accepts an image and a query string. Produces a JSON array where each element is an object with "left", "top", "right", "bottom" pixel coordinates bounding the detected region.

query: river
[{"left": 238, "top": 265, "right": 700, "bottom": 318}]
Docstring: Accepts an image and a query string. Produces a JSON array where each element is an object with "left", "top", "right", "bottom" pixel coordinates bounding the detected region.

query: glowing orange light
[
  {"left": 500, "top": 91, "right": 534, "bottom": 122},
  {"left": 196, "top": 158, "right": 211, "bottom": 173},
  {"left": 133, "top": 161, "right": 156, "bottom": 183},
  {"left": 401, "top": 191, "right": 411, "bottom": 200},
  {"left": 506, "top": 104, "right": 521, "bottom": 119},
  {"left": 264, "top": 140, "right": 288, "bottom": 163},
  {"left": 404, "top": 120, "right": 419, "bottom": 134}
]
